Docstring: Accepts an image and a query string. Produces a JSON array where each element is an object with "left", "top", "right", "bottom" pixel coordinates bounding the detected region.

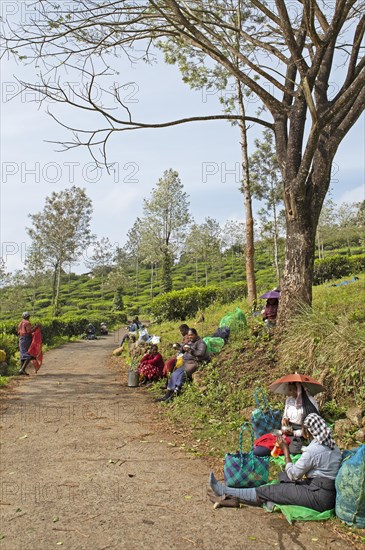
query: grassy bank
[{"left": 142, "top": 274, "right": 365, "bottom": 457}]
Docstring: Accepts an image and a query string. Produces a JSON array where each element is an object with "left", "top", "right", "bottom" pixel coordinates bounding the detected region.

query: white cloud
[{"left": 337, "top": 184, "right": 365, "bottom": 204}]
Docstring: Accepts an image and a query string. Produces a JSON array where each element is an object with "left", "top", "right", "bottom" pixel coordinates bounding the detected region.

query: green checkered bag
[{"left": 224, "top": 422, "right": 269, "bottom": 488}]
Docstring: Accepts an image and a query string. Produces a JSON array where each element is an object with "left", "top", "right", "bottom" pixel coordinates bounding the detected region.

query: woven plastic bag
[
  {"left": 203, "top": 336, "right": 225, "bottom": 354},
  {"left": 335, "top": 445, "right": 365, "bottom": 528},
  {"left": 251, "top": 388, "right": 282, "bottom": 438},
  {"left": 224, "top": 422, "right": 269, "bottom": 488}
]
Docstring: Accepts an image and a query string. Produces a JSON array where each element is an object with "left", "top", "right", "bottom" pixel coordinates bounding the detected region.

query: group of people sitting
[
  {"left": 84, "top": 322, "right": 108, "bottom": 340},
  {"left": 253, "top": 382, "right": 319, "bottom": 456},
  {"left": 133, "top": 324, "right": 210, "bottom": 401},
  {"left": 209, "top": 383, "right": 342, "bottom": 513}
]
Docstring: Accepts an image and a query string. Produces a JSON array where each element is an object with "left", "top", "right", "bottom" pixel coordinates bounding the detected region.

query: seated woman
[
  {"left": 120, "top": 317, "right": 140, "bottom": 347},
  {"left": 100, "top": 322, "right": 108, "bottom": 335},
  {"left": 163, "top": 324, "right": 190, "bottom": 377},
  {"left": 210, "top": 413, "right": 342, "bottom": 512},
  {"left": 262, "top": 298, "right": 279, "bottom": 328},
  {"left": 85, "top": 323, "right": 97, "bottom": 340},
  {"left": 254, "top": 382, "right": 319, "bottom": 456},
  {"left": 155, "top": 328, "right": 210, "bottom": 402},
  {"left": 138, "top": 345, "right": 164, "bottom": 385}
]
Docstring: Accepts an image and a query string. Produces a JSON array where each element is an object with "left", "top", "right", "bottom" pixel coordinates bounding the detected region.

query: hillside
[{"left": 1, "top": 244, "right": 363, "bottom": 322}]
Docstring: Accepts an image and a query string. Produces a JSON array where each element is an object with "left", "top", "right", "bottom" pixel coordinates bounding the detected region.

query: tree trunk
[
  {"left": 53, "top": 261, "right": 62, "bottom": 317},
  {"left": 278, "top": 161, "right": 331, "bottom": 322},
  {"left": 272, "top": 198, "right": 281, "bottom": 284},
  {"left": 238, "top": 84, "right": 257, "bottom": 306},
  {"left": 278, "top": 216, "right": 316, "bottom": 319},
  {"left": 51, "top": 263, "right": 58, "bottom": 306},
  {"left": 316, "top": 231, "right": 321, "bottom": 259},
  {"left": 135, "top": 257, "right": 139, "bottom": 297},
  {"left": 161, "top": 248, "right": 172, "bottom": 293},
  {"left": 150, "top": 263, "right": 154, "bottom": 300}
]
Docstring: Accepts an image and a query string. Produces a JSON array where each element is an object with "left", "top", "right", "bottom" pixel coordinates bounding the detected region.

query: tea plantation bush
[
  {"left": 0, "top": 333, "right": 18, "bottom": 362},
  {"left": 0, "top": 311, "right": 127, "bottom": 355},
  {"left": 313, "top": 254, "right": 365, "bottom": 285},
  {"left": 148, "top": 283, "right": 247, "bottom": 322}
]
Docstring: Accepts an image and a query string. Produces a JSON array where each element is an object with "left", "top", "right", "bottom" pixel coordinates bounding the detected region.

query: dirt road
[{"left": 0, "top": 332, "right": 347, "bottom": 549}]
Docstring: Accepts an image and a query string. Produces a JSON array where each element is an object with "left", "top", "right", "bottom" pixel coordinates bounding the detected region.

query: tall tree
[
  {"left": 185, "top": 218, "right": 221, "bottom": 285},
  {"left": 24, "top": 248, "right": 52, "bottom": 312},
  {"left": 354, "top": 200, "right": 365, "bottom": 249},
  {"left": 336, "top": 202, "right": 359, "bottom": 255},
  {"left": 0, "top": 258, "right": 9, "bottom": 288},
  {"left": 141, "top": 169, "right": 191, "bottom": 293},
  {"left": 158, "top": 5, "right": 258, "bottom": 304},
  {"left": 256, "top": 208, "right": 285, "bottom": 284},
  {"left": 184, "top": 223, "right": 204, "bottom": 285},
  {"left": 4, "top": 1, "right": 365, "bottom": 320},
  {"left": 221, "top": 220, "right": 246, "bottom": 277},
  {"left": 125, "top": 218, "right": 143, "bottom": 298},
  {"left": 27, "top": 186, "right": 93, "bottom": 316},
  {"left": 249, "top": 130, "right": 284, "bottom": 283},
  {"left": 85, "top": 237, "right": 114, "bottom": 297},
  {"left": 104, "top": 265, "right": 130, "bottom": 312},
  {"left": 316, "top": 197, "right": 336, "bottom": 258}
]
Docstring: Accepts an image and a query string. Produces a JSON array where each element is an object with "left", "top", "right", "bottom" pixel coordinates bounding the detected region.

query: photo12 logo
[
  {"left": 1, "top": 80, "right": 140, "bottom": 105},
  {"left": 202, "top": 162, "right": 242, "bottom": 184},
  {"left": 1, "top": 161, "right": 139, "bottom": 184}
]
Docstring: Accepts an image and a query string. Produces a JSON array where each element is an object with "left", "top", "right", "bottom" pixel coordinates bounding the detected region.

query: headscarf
[{"left": 303, "top": 413, "right": 336, "bottom": 449}]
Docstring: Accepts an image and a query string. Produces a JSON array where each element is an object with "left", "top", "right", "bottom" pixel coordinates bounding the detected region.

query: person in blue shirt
[
  {"left": 119, "top": 317, "right": 141, "bottom": 347},
  {"left": 209, "top": 414, "right": 342, "bottom": 512}
]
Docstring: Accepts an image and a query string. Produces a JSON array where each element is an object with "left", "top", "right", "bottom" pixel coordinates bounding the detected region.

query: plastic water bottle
[{"left": 271, "top": 442, "right": 281, "bottom": 458}]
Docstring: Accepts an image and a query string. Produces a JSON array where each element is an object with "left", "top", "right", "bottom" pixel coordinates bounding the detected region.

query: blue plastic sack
[{"left": 335, "top": 445, "right": 365, "bottom": 528}]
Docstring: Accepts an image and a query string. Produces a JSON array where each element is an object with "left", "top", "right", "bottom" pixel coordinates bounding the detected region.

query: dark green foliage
[
  {"left": 313, "top": 254, "right": 365, "bottom": 285},
  {"left": 0, "top": 312, "right": 126, "bottom": 351},
  {"left": 148, "top": 282, "right": 247, "bottom": 322},
  {"left": 35, "top": 298, "right": 52, "bottom": 309}
]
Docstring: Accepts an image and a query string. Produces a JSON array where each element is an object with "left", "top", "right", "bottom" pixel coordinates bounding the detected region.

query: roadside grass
[{"left": 279, "top": 274, "right": 365, "bottom": 404}]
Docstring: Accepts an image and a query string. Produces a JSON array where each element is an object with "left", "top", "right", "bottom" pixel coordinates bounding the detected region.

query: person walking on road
[{"left": 18, "top": 312, "right": 39, "bottom": 375}]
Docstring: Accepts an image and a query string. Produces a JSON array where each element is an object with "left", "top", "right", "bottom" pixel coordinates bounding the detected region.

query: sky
[{"left": 0, "top": 3, "right": 364, "bottom": 275}]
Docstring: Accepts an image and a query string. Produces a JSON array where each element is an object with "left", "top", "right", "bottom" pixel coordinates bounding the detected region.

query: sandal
[{"left": 207, "top": 490, "right": 241, "bottom": 508}]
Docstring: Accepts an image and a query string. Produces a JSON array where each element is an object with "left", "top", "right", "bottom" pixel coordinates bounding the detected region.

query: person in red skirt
[
  {"left": 138, "top": 345, "right": 164, "bottom": 385},
  {"left": 17, "top": 312, "right": 39, "bottom": 375}
]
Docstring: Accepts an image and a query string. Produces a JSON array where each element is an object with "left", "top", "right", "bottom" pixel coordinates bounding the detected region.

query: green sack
[
  {"left": 269, "top": 454, "right": 302, "bottom": 467},
  {"left": 219, "top": 307, "right": 247, "bottom": 332},
  {"left": 203, "top": 336, "right": 225, "bottom": 354},
  {"left": 264, "top": 503, "right": 335, "bottom": 524}
]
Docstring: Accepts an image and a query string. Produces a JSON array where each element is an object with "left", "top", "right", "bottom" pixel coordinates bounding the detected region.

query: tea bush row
[
  {"left": 0, "top": 311, "right": 127, "bottom": 361},
  {"left": 313, "top": 254, "right": 365, "bottom": 285},
  {"left": 147, "top": 282, "right": 247, "bottom": 322}
]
